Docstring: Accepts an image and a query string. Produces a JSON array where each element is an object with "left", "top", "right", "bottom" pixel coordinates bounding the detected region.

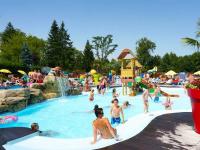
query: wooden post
[{"left": 125, "top": 83, "right": 127, "bottom": 95}]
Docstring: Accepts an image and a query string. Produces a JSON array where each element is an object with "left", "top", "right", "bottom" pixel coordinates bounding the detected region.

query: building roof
[{"left": 117, "top": 49, "right": 136, "bottom": 59}]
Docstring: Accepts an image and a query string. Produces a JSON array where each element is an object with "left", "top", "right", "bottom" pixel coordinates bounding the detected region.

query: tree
[
  {"left": 20, "top": 43, "right": 33, "bottom": 68},
  {"left": 92, "top": 35, "right": 117, "bottom": 62},
  {"left": 43, "top": 20, "right": 60, "bottom": 67},
  {"left": 59, "top": 21, "right": 74, "bottom": 70},
  {"left": 26, "top": 35, "right": 46, "bottom": 66},
  {"left": 83, "top": 40, "right": 94, "bottom": 72},
  {"left": 1, "top": 22, "right": 17, "bottom": 43},
  {"left": 109, "top": 59, "right": 121, "bottom": 74},
  {"left": 178, "top": 55, "right": 194, "bottom": 72},
  {"left": 92, "top": 35, "right": 117, "bottom": 73},
  {"left": 0, "top": 31, "right": 26, "bottom": 65},
  {"left": 148, "top": 55, "right": 161, "bottom": 70},
  {"left": 182, "top": 19, "right": 200, "bottom": 51},
  {"left": 136, "top": 37, "right": 156, "bottom": 70},
  {"left": 160, "top": 52, "right": 179, "bottom": 72},
  {"left": 73, "top": 48, "right": 84, "bottom": 71},
  {"left": 43, "top": 20, "right": 74, "bottom": 69},
  {"left": 0, "top": 23, "right": 45, "bottom": 67},
  {"left": 191, "top": 52, "right": 200, "bottom": 71}
]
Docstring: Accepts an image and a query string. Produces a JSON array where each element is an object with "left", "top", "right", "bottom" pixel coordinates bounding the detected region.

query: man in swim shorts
[{"left": 110, "top": 99, "right": 125, "bottom": 124}]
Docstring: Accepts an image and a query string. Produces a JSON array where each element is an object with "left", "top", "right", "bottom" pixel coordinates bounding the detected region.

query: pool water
[{"left": 0, "top": 87, "right": 191, "bottom": 139}]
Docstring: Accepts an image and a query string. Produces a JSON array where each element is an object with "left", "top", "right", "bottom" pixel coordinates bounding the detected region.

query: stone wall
[
  {"left": 0, "top": 75, "right": 82, "bottom": 113},
  {"left": 0, "top": 88, "right": 44, "bottom": 113}
]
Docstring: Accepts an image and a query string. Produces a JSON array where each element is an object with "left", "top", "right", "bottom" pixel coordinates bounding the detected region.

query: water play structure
[{"left": 118, "top": 49, "right": 142, "bottom": 95}]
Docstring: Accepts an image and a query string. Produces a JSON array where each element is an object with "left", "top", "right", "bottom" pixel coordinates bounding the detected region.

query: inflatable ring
[{"left": 0, "top": 116, "right": 18, "bottom": 124}]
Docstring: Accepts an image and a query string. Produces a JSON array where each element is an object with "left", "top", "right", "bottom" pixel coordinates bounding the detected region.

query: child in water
[
  {"left": 142, "top": 88, "right": 152, "bottom": 113},
  {"left": 122, "top": 101, "right": 131, "bottom": 109},
  {"left": 31, "top": 123, "right": 59, "bottom": 137},
  {"left": 153, "top": 84, "right": 161, "bottom": 103},
  {"left": 89, "top": 89, "right": 94, "bottom": 101},
  {"left": 112, "top": 88, "right": 119, "bottom": 98},
  {"left": 163, "top": 97, "right": 173, "bottom": 110}
]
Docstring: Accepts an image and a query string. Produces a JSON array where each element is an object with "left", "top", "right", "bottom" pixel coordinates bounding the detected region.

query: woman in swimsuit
[{"left": 91, "top": 107, "right": 118, "bottom": 144}]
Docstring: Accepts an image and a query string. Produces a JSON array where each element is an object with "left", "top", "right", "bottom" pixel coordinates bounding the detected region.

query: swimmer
[
  {"left": 89, "top": 89, "right": 94, "bottom": 101},
  {"left": 122, "top": 101, "right": 131, "bottom": 109},
  {"left": 112, "top": 88, "right": 119, "bottom": 98},
  {"left": 110, "top": 99, "right": 125, "bottom": 124},
  {"left": 31, "top": 123, "right": 39, "bottom": 132},
  {"left": 163, "top": 97, "right": 173, "bottom": 110},
  {"left": 31, "top": 123, "right": 59, "bottom": 137}
]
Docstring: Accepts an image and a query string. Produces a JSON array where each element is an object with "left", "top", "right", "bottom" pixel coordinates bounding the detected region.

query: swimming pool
[{"left": 0, "top": 87, "right": 191, "bottom": 139}]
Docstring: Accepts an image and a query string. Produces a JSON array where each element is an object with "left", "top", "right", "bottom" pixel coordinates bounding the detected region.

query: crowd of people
[
  {"left": 0, "top": 70, "right": 45, "bottom": 89},
  {"left": 2, "top": 69, "right": 199, "bottom": 145},
  {"left": 89, "top": 75, "right": 184, "bottom": 144}
]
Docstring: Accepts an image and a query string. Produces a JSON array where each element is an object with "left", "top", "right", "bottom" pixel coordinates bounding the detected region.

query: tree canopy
[
  {"left": 136, "top": 37, "right": 156, "bottom": 70},
  {"left": 83, "top": 40, "right": 94, "bottom": 72},
  {"left": 0, "top": 20, "right": 200, "bottom": 74}
]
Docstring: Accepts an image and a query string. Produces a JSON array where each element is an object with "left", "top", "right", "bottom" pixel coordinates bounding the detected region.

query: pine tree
[
  {"left": 20, "top": 43, "right": 33, "bottom": 68},
  {"left": 83, "top": 40, "right": 94, "bottom": 72},
  {"left": 44, "top": 20, "right": 60, "bottom": 67},
  {"left": 44, "top": 20, "right": 74, "bottom": 69},
  {"left": 59, "top": 21, "right": 74, "bottom": 70},
  {"left": 1, "top": 22, "right": 16, "bottom": 43}
]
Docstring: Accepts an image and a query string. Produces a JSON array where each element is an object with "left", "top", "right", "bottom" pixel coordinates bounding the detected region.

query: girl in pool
[{"left": 89, "top": 89, "right": 94, "bottom": 101}]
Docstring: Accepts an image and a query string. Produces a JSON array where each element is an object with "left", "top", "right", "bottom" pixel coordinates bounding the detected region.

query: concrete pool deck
[
  {"left": 99, "top": 112, "right": 200, "bottom": 150},
  {"left": 2, "top": 109, "right": 199, "bottom": 150}
]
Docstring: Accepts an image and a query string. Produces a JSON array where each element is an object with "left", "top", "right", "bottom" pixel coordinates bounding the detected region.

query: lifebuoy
[{"left": 0, "top": 116, "right": 18, "bottom": 124}]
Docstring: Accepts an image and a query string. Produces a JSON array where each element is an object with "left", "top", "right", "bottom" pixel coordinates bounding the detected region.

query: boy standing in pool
[{"left": 110, "top": 99, "right": 125, "bottom": 124}]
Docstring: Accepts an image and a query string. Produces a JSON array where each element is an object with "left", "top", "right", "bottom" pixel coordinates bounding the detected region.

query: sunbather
[{"left": 91, "top": 107, "right": 119, "bottom": 144}]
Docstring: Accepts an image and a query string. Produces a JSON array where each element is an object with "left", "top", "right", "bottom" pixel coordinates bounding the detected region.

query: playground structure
[{"left": 118, "top": 49, "right": 142, "bottom": 95}]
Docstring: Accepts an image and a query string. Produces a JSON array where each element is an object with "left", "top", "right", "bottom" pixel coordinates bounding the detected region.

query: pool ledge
[{"left": 3, "top": 109, "right": 191, "bottom": 150}]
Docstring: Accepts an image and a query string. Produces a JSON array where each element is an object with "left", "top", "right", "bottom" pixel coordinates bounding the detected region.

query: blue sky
[{"left": 0, "top": 0, "right": 199, "bottom": 59}]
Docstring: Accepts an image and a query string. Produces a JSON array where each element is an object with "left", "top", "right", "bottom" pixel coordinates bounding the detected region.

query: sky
[{"left": 0, "top": 0, "right": 200, "bottom": 59}]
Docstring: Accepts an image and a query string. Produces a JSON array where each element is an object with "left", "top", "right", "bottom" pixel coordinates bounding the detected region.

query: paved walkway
[
  {"left": 98, "top": 112, "right": 200, "bottom": 150},
  {"left": 0, "top": 127, "right": 35, "bottom": 150}
]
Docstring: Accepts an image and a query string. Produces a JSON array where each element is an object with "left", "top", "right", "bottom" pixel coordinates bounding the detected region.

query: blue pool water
[{"left": 0, "top": 87, "right": 191, "bottom": 139}]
